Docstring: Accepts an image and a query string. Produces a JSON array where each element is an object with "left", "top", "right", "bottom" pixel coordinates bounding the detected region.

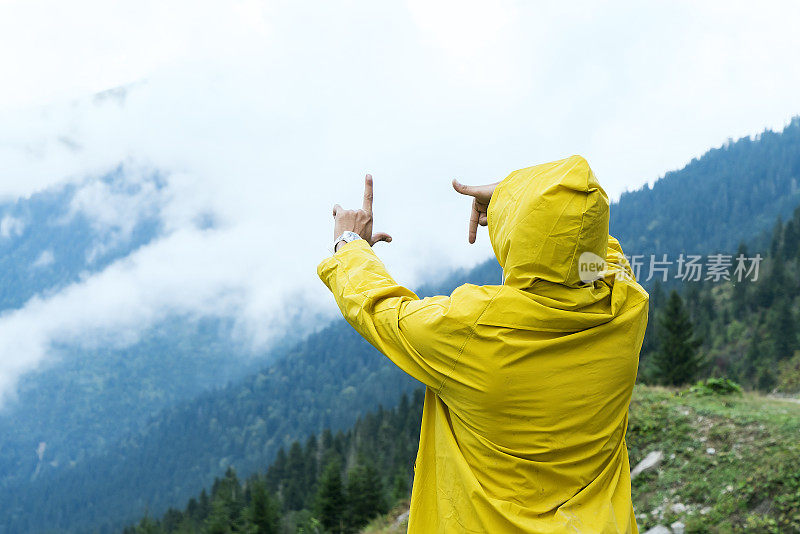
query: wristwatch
[{"left": 334, "top": 231, "right": 363, "bottom": 251}]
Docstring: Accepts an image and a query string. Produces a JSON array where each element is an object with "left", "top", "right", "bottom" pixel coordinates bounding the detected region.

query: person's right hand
[{"left": 452, "top": 179, "right": 500, "bottom": 244}]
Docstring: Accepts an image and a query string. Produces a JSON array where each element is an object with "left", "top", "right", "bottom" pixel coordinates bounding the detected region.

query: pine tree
[
  {"left": 249, "top": 480, "right": 280, "bottom": 534},
  {"left": 653, "top": 291, "right": 703, "bottom": 386},
  {"left": 651, "top": 279, "right": 666, "bottom": 310},
  {"left": 315, "top": 460, "right": 345, "bottom": 534},
  {"left": 265, "top": 448, "right": 287, "bottom": 494},
  {"left": 185, "top": 497, "right": 199, "bottom": 521},
  {"left": 198, "top": 490, "right": 211, "bottom": 522},
  {"left": 771, "top": 217, "right": 784, "bottom": 257},
  {"left": 284, "top": 441, "right": 307, "bottom": 510},
  {"left": 304, "top": 435, "right": 319, "bottom": 507},
  {"left": 345, "top": 459, "right": 386, "bottom": 532},
  {"left": 739, "top": 331, "right": 762, "bottom": 385},
  {"left": 783, "top": 219, "right": 797, "bottom": 260},
  {"left": 757, "top": 368, "right": 777, "bottom": 391},
  {"left": 204, "top": 468, "right": 244, "bottom": 533},
  {"left": 162, "top": 508, "right": 182, "bottom": 532},
  {"left": 205, "top": 497, "right": 233, "bottom": 534},
  {"left": 135, "top": 513, "right": 159, "bottom": 534},
  {"left": 768, "top": 297, "right": 797, "bottom": 360},
  {"left": 391, "top": 471, "right": 410, "bottom": 503},
  {"left": 640, "top": 280, "right": 666, "bottom": 358},
  {"left": 732, "top": 242, "right": 749, "bottom": 318}
]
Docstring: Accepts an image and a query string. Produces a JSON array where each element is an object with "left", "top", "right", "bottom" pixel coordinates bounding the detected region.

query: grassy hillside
[
  {"left": 362, "top": 386, "right": 800, "bottom": 534},
  {"left": 629, "top": 387, "right": 800, "bottom": 532}
]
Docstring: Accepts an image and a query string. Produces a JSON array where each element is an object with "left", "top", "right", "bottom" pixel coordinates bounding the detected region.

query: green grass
[
  {"left": 364, "top": 386, "right": 800, "bottom": 533},
  {"left": 628, "top": 386, "right": 800, "bottom": 533},
  {"left": 361, "top": 502, "right": 409, "bottom": 534}
]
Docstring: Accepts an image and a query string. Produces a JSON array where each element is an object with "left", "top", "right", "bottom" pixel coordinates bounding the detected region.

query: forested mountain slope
[
  {"left": 0, "top": 317, "right": 276, "bottom": 494},
  {"left": 127, "top": 389, "right": 427, "bottom": 534},
  {"left": 125, "top": 386, "right": 800, "bottom": 534},
  {"left": 637, "top": 207, "right": 800, "bottom": 392},
  {"left": 611, "top": 117, "right": 800, "bottom": 256},
  {"left": 4, "top": 119, "right": 800, "bottom": 533},
  {"left": 0, "top": 170, "right": 287, "bottom": 505},
  {"left": 0, "top": 261, "right": 501, "bottom": 533},
  {"left": 0, "top": 167, "right": 162, "bottom": 311},
  {"left": 66, "top": 201, "right": 800, "bottom": 534}
]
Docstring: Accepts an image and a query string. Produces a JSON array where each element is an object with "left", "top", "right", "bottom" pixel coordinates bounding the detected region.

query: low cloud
[
  {"left": 32, "top": 250, "right": 54, "bottom": 269},
  {"left": 1, "top": 215, "right": 24, "bottom": 238},
  {"left": 1, "top": 0, "right": 800, "bottom": 403},
  {"left": 65, "top": 168, "right": 166, "bottom": 262}
]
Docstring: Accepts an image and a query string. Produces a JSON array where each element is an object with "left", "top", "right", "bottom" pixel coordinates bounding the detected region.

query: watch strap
[{"left": 334, "top": 231, "right": 363, "bottom": 251}]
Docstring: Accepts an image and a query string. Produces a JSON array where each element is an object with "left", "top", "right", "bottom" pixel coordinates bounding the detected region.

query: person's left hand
[
  {"left": 452, "top": 179, "right": 499, "bottom": 244},
  {"left": 332, "top": 174, "right": 392, "bottom": 251}
]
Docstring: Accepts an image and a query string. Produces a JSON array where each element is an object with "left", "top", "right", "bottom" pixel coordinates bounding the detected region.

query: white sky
[{"left": 0, "top": 0, "right": 799, "bottom": 402}]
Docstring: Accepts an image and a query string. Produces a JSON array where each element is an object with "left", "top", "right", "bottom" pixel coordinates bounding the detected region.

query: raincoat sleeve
[{"left": 317, "top": 239, "right": 475, "bottom": 392}]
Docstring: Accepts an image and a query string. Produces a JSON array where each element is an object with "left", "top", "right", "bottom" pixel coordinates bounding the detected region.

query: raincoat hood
[
  {"left": 318, "top": 154, "right": 649, "bottom": 533},
  {"left": 489, "top": 155, "right": 610, "bottom": 288}
]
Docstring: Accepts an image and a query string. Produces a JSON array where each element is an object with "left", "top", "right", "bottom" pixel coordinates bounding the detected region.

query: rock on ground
[
  {"left": 393, "top": 510, "right": 409, "bottom": 528},
  {"left": 631, "top": 450, "right": 664, "bottom": 479}
]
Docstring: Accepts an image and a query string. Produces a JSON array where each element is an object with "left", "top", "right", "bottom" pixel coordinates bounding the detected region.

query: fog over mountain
[{"left": 2, "top": 0, "right": 800, "bottom": 403}]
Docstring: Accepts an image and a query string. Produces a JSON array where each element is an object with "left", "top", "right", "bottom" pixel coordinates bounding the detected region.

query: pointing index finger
[
  {"left": 362, "top": 174, "right": 373, "bottom": 213},
  {"left": 468, "top": 199, "right": 480, "bottom": 244}
]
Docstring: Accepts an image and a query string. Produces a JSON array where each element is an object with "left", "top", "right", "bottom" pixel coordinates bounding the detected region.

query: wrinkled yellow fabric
[{"left": 318, "top": 155, "right": 649, "bottom": 533}]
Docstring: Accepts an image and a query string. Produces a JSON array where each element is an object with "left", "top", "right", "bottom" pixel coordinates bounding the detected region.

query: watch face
[{"left": 343, "top": 231, "right": 360, "bottom": 241}]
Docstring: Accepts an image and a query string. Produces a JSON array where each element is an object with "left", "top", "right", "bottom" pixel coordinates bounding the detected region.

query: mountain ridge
[{"left": 2, "top": 118, "right": 800, "bottom": 532}]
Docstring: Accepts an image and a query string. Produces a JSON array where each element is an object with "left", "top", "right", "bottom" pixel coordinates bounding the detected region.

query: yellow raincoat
[{"left": 318, "top": 156, "right": 649, "bottom": 533}]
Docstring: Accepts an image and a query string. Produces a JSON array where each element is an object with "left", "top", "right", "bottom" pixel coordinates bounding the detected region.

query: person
[{"left": 317, "top": 155, "right": 649, "bottom": 533}]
